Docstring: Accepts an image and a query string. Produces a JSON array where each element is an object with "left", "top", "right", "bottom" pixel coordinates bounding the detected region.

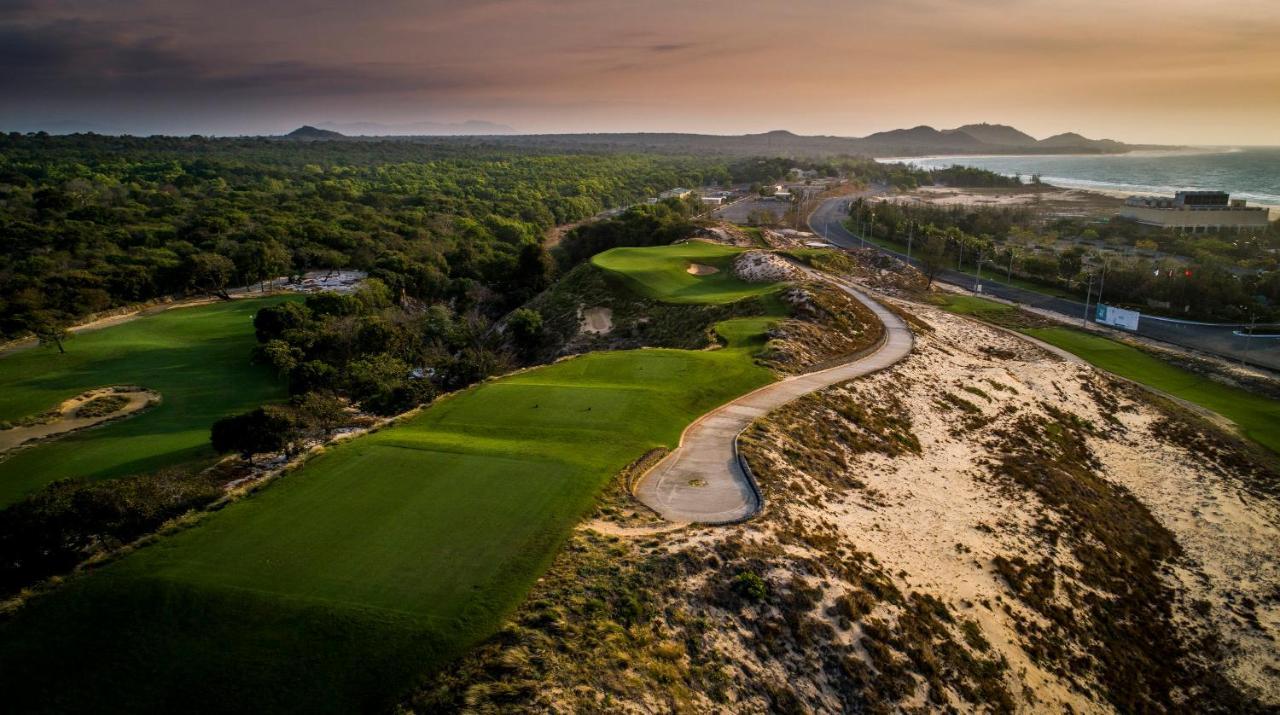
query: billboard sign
[{"left": 1096, "top": 304, "right": 1140, "bottom": 331}]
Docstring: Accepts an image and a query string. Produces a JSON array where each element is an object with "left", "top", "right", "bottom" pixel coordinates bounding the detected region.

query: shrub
[{"left": 731, "top": 570, "right": 769, "bottom": 603}]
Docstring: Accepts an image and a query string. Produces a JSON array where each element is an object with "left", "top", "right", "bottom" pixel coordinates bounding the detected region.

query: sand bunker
[
  {"left": 580, "top": 307, "right": 613, "bottom": 335},
  {"left": 0, "top": 386, "right": 159, "bottom": 454},
  {"left": 686, "top": 263, "right": 719, "bottom": 276}
]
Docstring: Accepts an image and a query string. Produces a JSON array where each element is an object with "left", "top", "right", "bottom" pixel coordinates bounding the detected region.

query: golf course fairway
[
  {"left": 0, "top": 297, "right": 293, "bottom": 507},
  {"left": 0, "top": 244, "right": 785, "bottom": 713}
]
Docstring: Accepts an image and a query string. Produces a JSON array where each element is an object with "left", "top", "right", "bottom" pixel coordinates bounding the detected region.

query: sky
[{"left": 2, "top": 0, "right": 1279, "bottom": 144}]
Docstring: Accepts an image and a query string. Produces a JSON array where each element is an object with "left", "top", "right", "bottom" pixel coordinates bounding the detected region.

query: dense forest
[{"left": 0, "top": 134, "right": 743, "bottom": 340}]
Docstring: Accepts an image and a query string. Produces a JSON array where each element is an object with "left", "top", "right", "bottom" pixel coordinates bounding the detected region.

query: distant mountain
[
  {"left": 285, "top": 125, "right": 345, "bottom": 140},
  {"left": 860, "top": 125, "right": 988, "bottom": 154},
  {"left": 314, "top": 119, "right": 517, "bottom": 136},
  {"left": 266, "top": 122, "right": 1152, "bottom": 157},
  {"left": 949, "top": 123, "right": 1038, "bottom": 147},
  {"left": 1037, "top": 132, "right": 1128, "bottom": 152}
]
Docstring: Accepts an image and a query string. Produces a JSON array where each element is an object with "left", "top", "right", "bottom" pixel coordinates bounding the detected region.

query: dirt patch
[
  {"left": 0, "top": 387, "right": 160, "bottom": 454},
  {"left": 578, "top": 306, "right": 613, "bottom": 335},
  {"left": 686, "top": 263, "right": 720, "bottom": 276}
]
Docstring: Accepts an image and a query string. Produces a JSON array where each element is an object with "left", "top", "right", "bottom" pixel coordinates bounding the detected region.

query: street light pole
[
  {"left": 974, "top": 250, "right": 984, "bottom": 293},
  {"left": 906, "top": 220, "right": 914, "bottom": 262},
  {"left": 1082, "top": 273, "right": 1094, "bottom": 327}
]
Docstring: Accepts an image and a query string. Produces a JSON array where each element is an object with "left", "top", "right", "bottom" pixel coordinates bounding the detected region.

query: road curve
[{"left": 633, "top": 273, "right": 914, "bottom": 523}]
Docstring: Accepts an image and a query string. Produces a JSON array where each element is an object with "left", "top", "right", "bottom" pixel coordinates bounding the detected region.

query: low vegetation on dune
[{"left": 932, "top": 293, "right": 1280, "bottom": 455}]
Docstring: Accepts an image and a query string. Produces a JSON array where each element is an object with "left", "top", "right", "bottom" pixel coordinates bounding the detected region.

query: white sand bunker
[
  {"left": 686, "top": 263, "right": 720, "bottom": 276},
  {"left": 0, "top": 386, "right": 160, "bottom": 453},
  {"left": 732, "top": 250, "right": 800, "bottom": 283},
  {"left": 580, "top": 307, "right": 613, "bottom": 335}
]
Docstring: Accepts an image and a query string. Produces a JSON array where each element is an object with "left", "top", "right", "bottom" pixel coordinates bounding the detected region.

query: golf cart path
[{"left": 634, "top": 273, "right": 914, "bottom": 523}]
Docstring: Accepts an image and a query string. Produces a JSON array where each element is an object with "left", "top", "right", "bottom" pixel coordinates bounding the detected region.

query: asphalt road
[{"left": 808, "top": 197, "right": 1280, "bottom": 371}]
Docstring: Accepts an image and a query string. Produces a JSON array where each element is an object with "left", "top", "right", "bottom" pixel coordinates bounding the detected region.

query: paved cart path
[{"left": 634, "top": 273, "right": 914, "bottom": 523}]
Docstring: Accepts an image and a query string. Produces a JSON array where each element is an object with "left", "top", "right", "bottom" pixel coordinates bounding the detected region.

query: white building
[
  {"left": 1119, "top": 191, "right": 1270, "bottom": 232},
  {"left": 658, "top": 188, "right": 692, "bottom": 200}
]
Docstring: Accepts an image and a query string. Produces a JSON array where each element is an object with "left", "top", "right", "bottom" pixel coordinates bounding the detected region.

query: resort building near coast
[{"left": 1119, "top": 191, "right": 1270, "bottom": 232}]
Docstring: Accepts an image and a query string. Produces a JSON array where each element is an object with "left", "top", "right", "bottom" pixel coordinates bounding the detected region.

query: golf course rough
[
  {"left": 0, "top": 297, "right": 294, "bottom": 507},
  {"left": 0, "top": 243, "right": 787, "bottom": 713}
]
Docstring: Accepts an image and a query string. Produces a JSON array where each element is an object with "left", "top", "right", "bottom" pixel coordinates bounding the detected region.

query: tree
[
  {"left": 291, "top": 392, "right": 348, "bottom": 438},
  {"left": 28, "top": 312, "right": 71, "bottom": 354},
  {"left": 506, "top": 308, "right": 544, "bottom": 360},
  {"left": 919, "top": 234, "right": 948, "bottom": 288},
  {"left": 253, "top": 302, "right": 311, "bottom": 342},
  {"left": 187, "top": 252, "right": 236, "bottom": 299},
  {"left": 234, "top": 239, "right": 292, "bottom": 291},
  {"left": 210, "top": 406, "right": 300, "bottom": 460}
]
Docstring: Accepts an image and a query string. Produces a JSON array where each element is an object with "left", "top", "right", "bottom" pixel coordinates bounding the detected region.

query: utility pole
[
  {"left": 1096, "top": 258, "right": 1108, "bottom": 309},
  {"left": 974, "top": 250, "right": 984, "bottom": 293},
  {"left": 1082, "top": 273, "right": 1094, "bottom": 327},
  {"left": 906, "top": 220, "right": 914, "bottom": 262},
  {"left": 1243, "top": 310, "right": 1256, "bottom": 366},
  {"left": 1006, "top": 248, "right": 1015, "bottom": 283}
]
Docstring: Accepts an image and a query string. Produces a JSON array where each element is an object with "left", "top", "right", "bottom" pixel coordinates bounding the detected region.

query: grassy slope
[
  {"left": 0, "top": 245, "right": 783, "bottom": 714},
  {"left": 591, "top": 241, "right": 778, "bottom": 304},
  {"left": 936, "top": 294, "right": 1280, "bottom": 454},
  {"left": 0, "top": 298, "right": 293, "bottom": 506}
]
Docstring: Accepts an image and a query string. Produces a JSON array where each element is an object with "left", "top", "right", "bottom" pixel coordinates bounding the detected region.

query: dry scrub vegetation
[{"left": 404, "top": 300, "right": 1279, "bottom": 714}]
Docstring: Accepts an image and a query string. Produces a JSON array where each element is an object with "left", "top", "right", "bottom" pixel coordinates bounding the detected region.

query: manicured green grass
[
  {"left": 933, "top": 295, "right": 1280, "bottom": 454},
  {"left": 591, "top": 241, "right": 779, "bottom": 304},
  {"left": 0, "top": 245, "right": 787, "bottom": 713},
  {"left": 0, "top": 298, "right": 293, "bottom": 506}
]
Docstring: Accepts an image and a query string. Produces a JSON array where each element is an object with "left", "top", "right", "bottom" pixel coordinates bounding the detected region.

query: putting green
[
  {"left": 934, "top": 295, "right": 1280, "bottom": 455},
  {"left": 591, "top": 241, "right": 779, "bottom": 304},
  {"left": 0, "top": 244, "right": 789, "bottom": 713},
  {"left": 0, "top": 297, "right": 293, "bottom": 506}
]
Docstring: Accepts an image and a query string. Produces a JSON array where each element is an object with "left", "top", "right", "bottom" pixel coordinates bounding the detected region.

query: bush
[
  {"left": 731, "top": 570, "right": 769, "bottom": 603},
  {"left": 0, "top": 468, "right": 221, "bottom": 596},
  {"left": 210, "top": 406, "right": 300, "bottom": 458}
]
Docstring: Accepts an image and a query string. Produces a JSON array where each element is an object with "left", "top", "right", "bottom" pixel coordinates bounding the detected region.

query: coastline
[{"left": 876, "top": 151, "right": 1280, "bottom": 219}]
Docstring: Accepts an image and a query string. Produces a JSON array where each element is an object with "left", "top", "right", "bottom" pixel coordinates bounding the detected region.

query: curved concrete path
[{"left": 634, "top": 273, "right": 914, "bottom": 523}]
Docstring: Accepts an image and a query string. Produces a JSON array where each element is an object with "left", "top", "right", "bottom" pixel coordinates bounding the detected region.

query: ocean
[{"left": 879, "top": 148, "right": 1280, "bottom": 210}]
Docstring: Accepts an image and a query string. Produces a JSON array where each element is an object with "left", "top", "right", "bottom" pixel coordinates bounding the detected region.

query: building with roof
[{"left": 1119, "top": 191, "right": 1270, "bottom": 232}]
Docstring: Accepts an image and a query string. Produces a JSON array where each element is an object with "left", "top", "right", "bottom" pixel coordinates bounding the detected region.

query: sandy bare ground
[
  {"left": 578, "top": 306, "right": 613, "bottom": 334},
  {"left": 0, "top": 387, "right": 160, "bottom": 454},
  {"left": 685, "top": 262, "right": 719, "bottom": 276},
  {"left": 753, "top": 302, "right": 1279, "bottom": 708}
]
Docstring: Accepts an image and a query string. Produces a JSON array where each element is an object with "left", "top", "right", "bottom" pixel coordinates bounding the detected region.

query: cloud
[{"left": 0, "top": 19, "right": 489, "bottom": 99}]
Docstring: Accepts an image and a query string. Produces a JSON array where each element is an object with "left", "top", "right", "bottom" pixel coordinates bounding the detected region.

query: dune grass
[
  {"left": 0, "top": 244, "right": 786, "bottom": 713},
  {"left": 591, "top": 241, "right": 779, "bottom": 304},
  {"left": 933, "top": 294, "right": 1280, "bottom": 454},
  {"left": 0, "top": 297, "right": 293, "bottom": 506}
]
